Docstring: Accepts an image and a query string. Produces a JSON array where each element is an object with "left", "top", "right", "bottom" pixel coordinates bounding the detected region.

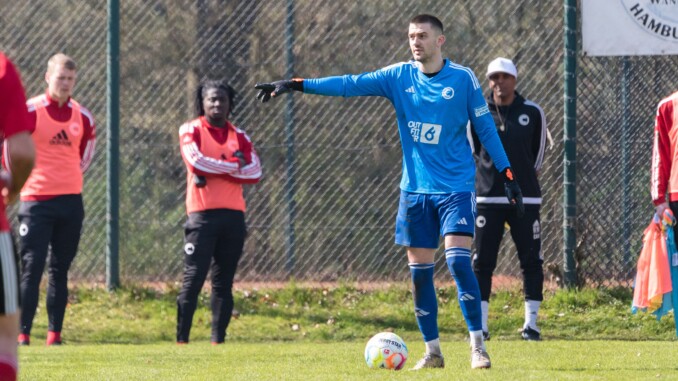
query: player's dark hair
[
  {"left": 410, "top": 14, "right": 444, "bottom": 33},
  {"left": 194, "top": 79, "right": 237, "bottom": 117}
]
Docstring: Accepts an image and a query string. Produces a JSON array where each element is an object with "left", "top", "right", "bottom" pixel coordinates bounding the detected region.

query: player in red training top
[
  {"left": 15, "top": 53, "right": 95, "bottom": 347},
  {"left": 176, "top": 79, "right": 261, "bottom": 344},
  {"left": 651, "top": 91, "right": 678, "bottom": 242},
  {"left": 0, "top": 52, "right": 36, "bottom": 381}
]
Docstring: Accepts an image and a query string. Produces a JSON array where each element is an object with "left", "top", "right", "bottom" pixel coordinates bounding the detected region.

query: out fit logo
[
  {"left": 408, "top": 121, "right": 441, "bottom": 144},
  {"left": 49, "top": 129, "right": 71, "bottom": 146}
]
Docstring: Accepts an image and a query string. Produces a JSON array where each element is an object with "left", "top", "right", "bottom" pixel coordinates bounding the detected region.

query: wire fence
[{"left": 1, "top": 0, "right": 676, "bottom": 286}]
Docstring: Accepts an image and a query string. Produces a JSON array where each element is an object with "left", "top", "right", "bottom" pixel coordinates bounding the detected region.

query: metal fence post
[
  {"left": 621, "top": 56, "right": 631, "bottom": 268},
  {"left": 563, "top": 0, "right": 578, "bottom": 288},
  {"left": 107, "top": 0, "right": 120, "bottom": 290},
  {"left": 284, "top": 0, "right": 297, "bottom": 276}
]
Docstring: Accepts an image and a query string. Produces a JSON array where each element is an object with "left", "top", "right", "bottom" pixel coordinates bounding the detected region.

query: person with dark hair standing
[
  {"left": 17, "top": 53, "right": 96, "bottom": 346},
  {"left": 471, "top": 57, "right": 547, "bottom": 341},
  {"left": 0, "top": 52, "right": 36, "bottom": 381},
  {"left": 255, "top": 14, "right": 524, "bottom": 370},
  {"left": 176, "top": 80, "right": 261, "bottom": 344}
]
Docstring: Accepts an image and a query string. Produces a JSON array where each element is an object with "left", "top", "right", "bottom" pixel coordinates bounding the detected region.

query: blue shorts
[{"left": 395, "top": 190, "right": 476, "bottom": 249}]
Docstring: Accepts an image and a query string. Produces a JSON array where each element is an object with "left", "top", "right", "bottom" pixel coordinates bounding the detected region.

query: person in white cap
[{"left": 471, "top": 57, "right": 548, "bottom": 341}]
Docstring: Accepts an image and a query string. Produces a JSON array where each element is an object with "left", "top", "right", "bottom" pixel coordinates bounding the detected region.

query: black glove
[
  {"left": 502, "top": 168, "right": 525, "bottom": 217},
  {"left": 254, "top": 79, "right": 304, "bottom": 102},
  {"left": 233, "top": 150, "right": 247, "bottom": 166},
  {"left": 193, "top": 174, "right": 207, "bottom": 188}
]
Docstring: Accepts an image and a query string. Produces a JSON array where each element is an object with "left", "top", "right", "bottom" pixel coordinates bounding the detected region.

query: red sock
[
  {"left": 46, "top": 331, "right": 61, "bottom": 345},
  {"left": 16, "top": 334, "right": 29, "bottom": 345},
  {"left": 0, "top": 354, "right": 17, "bottom": 381}
]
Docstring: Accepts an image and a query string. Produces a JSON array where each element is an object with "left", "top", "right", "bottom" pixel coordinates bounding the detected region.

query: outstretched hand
[{"left": 254, "top": 79, "right": 303, "bottom": 102}]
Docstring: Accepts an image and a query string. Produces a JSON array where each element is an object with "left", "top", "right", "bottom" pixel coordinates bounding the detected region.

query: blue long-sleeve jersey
[{"left": 304, "top": 59, "right": 510, "bottom": 194}]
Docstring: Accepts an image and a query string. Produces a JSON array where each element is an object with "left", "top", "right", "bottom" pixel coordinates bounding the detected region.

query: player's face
[
  {"left": 46, "top": 64, "right": 76, "bottom": 102},
  {"left": 202, "top": 87, "right": 230, "bottom": 123},
  {"left": 488, "top": 72, "right": 516, "bottom": 102},
  {"left": 408, "top": 22, "right": 444, "bottom": 63}
]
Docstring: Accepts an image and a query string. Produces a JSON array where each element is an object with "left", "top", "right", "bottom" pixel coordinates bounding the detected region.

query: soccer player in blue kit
[{"left": 255, "top": 14, "right": 523, "bottom": 370}]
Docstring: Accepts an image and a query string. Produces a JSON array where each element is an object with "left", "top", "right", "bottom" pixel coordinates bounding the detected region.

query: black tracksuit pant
[
  {"left": 18, "top": 194, "right": 84, "bottom": 334},
  {"left": 176, "top": 209, "right": 245, "bottom": 343},
  {"left": 472, "top": 205, "right": 544, "bottom": 302}
]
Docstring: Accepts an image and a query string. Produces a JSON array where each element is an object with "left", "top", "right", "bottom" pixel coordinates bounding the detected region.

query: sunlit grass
[
  {"left": 17, "top": 282, "right": 678, "bottom": 379},
  {"left": 20, "top": 341, "right": 678, "bottom": 381}
]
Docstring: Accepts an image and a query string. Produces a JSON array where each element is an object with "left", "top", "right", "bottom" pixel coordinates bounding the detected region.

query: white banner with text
[{"left": 582, "top": 0, "right": 678, "bottom": 56}]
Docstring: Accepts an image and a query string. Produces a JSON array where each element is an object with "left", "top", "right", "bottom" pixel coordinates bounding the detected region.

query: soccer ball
[{"left": 364, "top": 332, "right": 408, "bottom": 370}]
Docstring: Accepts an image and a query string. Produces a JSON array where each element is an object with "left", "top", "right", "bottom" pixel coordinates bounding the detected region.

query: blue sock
[
  {"left": 445, "top": 247, "right": 482, "bottom": 332},
  {"left": 409, "top": 263, "right": 439, "bottom": 342}
]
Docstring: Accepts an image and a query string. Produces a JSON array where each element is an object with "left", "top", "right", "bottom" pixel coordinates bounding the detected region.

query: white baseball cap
[{"left": 486, "top": 57, "right": 517, "bottom": 79}]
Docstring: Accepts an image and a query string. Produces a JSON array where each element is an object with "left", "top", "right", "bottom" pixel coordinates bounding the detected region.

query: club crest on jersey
[
  {"left": 519, "top": 114, "right": 530, "bottom": 126},
  {"left": 69, "top": 122, "right": 82, "bottom": 136},
  {"left": 441, "top": 87, "right": 455, "bottom": 99}
]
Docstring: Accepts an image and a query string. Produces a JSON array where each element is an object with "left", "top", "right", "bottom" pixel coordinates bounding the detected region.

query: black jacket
[{"left": 471, "top": 91, "right": 547, "bottom": 207}]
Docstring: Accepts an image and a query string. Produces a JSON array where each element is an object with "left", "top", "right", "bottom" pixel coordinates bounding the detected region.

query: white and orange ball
[{"left": 364, "top": 332, "right": 408, "bottom": 370}]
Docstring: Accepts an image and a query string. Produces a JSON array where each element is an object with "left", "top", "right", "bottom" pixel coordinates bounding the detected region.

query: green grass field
[
  {"left": 19, "top": 341, "right": 678, "bottom": 380},
  {"left": 17, "top": 283, "right": 678, "bottom": 380}
]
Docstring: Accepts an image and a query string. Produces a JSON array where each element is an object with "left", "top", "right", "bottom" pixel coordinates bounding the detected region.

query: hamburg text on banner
[{"left": 582, "top": 0, "right": 678, "bottom": 56}]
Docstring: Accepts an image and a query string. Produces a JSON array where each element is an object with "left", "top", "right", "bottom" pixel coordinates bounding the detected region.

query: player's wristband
[
  {"left": 289, "top": 78, "right": 304, "bottom": 92},
  {"left": 501, "top": 167, "right": 515, "bottom": 183}
]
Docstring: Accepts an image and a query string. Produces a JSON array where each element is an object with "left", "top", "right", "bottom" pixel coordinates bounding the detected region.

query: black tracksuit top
[{"left": 471, "top": 91, "right": 547, "bottom": 207}]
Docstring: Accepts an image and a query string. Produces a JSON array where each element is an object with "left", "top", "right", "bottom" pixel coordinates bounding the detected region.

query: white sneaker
[
  {"left": 410, "top": 353, "right": 445, "bottom": 370},
  {"left": 471, "top": 346, "right": 491, "bottom": 369}
]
